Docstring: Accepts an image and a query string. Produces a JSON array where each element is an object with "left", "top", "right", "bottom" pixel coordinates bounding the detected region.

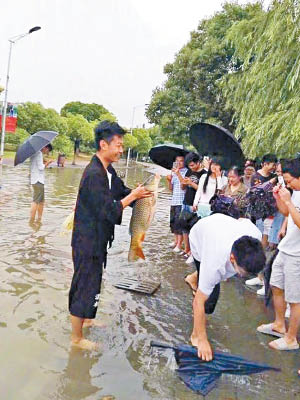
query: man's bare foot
[
  {"left": 71, "top": 338, "right": 100, "bottom": 351},
  {"left": 83, "top": 319, "right": 106, "bottom": 328},
  {"left": 185, "top": 274, "right": 197, "bottom": 292},
  {"left": 190, "top": 333, "right": 199, "bottom": 347}
]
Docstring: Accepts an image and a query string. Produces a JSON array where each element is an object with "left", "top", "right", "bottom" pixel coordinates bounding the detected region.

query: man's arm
[
  {"left": 121, "top": 185, "right": 151, "bottom": 209},
  {"left": 166, "top": 174, "right": 173, "bottom": 191},
  {"left": 273, "top": 186, "right": 290, "bottom": 217},
  {"left": 278, "top": 216, "right": 288, "bottom": 240},
  {"left": 192, "top": 289, "right": 213, "bottom": 361},
  {"left": 279, "top": 187, "right": 300, "bottom": 228}
]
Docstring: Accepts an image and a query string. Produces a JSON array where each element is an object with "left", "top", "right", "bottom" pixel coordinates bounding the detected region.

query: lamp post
[
  {"left": 124, "top": 103, "right": 148, "bottom": 185},
  {"left": 0, "top": 26, "right": 41, "bottom": 161},
  {"left": 125, "top": 103, "right": 148, "bottom": 169}
]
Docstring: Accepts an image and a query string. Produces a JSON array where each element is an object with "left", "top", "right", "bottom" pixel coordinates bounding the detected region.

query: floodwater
[{"left": 0, "top": 161, "right": 299, "bottom": 400}]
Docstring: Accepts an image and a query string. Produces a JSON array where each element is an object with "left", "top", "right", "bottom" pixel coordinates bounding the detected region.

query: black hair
[
  {"left": 203, "top": 156, "right": 223, "bottom": 194},
  {"left": 228, "top": 165, "right": 243, "bottom": 177},
  {"left": 262, "top": 153, "right": 277, "bottom": 164},
  {"left": 184, "top": 152, "right": 200, "bottom": 168},
  {"left": 45, "top": 143, "right": 53, "bottom": 151},
  {"left": 282, "top": 158, "right": 300, "bottom": 179},
  {"left": 231, "top": 236, "right": 266, "bottom": 274},
  {"left": 94, "top": 120, "right": 126, "bottom": 150}
]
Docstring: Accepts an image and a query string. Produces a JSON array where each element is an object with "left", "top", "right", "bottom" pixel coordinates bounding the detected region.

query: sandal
[
  {"left": 257, "top": 323, "right": 285, "bottom": 338},
  {"left": 268, "top": 337, "right": 299, "bottom": 351}
]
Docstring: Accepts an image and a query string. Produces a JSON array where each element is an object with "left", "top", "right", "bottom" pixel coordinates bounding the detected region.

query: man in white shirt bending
[
  {"left": 257, "top": 158, "right": 300, "bottom": 351},
  {"left": 30, "top": 144, "right": 53, "bottom": 222},
  {"left": 189, "top": 213, "right": 265, "bottom": 361}
]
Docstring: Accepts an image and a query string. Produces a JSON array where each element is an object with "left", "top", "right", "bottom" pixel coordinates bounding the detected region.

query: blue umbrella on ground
[
  {"left": 150, "top": 341, "right": 280, "bottom": 396},
  {"left": 149, "top": 143, "right": 189, "bottom": 170},
  {"left": 14, "top": 130, "right": 58, "bottom": 166}
]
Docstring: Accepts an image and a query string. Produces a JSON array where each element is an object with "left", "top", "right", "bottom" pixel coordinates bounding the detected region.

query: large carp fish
[{"left": 128, "top": 173, "right": 161, "bottom": 261}]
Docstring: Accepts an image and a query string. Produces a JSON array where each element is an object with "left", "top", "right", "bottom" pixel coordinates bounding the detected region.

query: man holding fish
[{"left": 69, "top": 120, "right": 152, "bottom": 350}]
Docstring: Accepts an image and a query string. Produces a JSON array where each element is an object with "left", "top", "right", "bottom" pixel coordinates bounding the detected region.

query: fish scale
[{"left": 128, "top": 174, "right": 161, "bottom": 261}]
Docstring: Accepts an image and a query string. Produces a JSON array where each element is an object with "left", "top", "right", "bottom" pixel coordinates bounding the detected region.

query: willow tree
[
  {"left": 146, "top": 2, "right": 263, "bottom": 142},
  {"left": 221, "top": 0, "right": 300, "bottom": 157}
]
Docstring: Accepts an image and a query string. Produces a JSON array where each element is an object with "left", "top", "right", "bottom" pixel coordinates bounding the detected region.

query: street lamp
[
  {"left": 0, "top": 26, "right": 41, "bottom": 160},
  {"left": 125, "top": 103, "right": 148, "bottom": 169}
]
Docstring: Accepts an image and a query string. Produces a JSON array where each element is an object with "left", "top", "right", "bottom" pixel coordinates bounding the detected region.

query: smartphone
[
  {"left": 278, "top": 175, "right": 285, "bottom": 187},
  {"left": 172, "top": 161, "right": 178, "bottom": 169}
]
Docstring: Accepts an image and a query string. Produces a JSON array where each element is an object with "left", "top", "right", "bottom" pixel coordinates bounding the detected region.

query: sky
[{"left": 0, "top": 0, "right": 267, "bottom": 128}]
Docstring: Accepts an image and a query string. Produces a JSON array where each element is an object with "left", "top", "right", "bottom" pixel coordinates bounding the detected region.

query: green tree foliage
[
  {"left": 221, "top": 0, "right": 300, "bottom": 157},
  {"left": 5, "top": 127, "right": 29, "bottom": 147},
  {"left": 64, "top": 113, "right": 94, "bottom": 142},
  {"left": 147, "top": 125, "right": 167, "bottom": 146},
  {"left": 146, "top": 2, "right": 262, "bottom": 142},
  {"left": 123, "top": 133, "right": 138, "bottom": 150},
  {"left": 60, "top": 101, "right": 109, "bottom": 122},
  {"left": 133, "top": 128, "right": 152, "bottom": 154},
  {"left": 17, "top": 102, "right": 69, "bottom": 135},
  {"left": 52, "top": 134, "right": 73, "bottom": 155}
]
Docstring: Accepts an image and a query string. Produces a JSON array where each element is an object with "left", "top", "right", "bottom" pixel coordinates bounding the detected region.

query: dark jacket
[{"left": 71, "top": 155, "right": 131, "bottom": 261}]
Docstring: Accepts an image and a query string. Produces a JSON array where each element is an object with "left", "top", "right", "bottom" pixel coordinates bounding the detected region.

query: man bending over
[{"left": 189, "top": 213, "right": 266, "bottom": 360}]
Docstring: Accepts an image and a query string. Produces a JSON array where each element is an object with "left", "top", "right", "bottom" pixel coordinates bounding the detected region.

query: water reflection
[
  {"left": 58, "top": 348, "right": 101, "bottom": 400},
  {"left": 0, "top": 162, "right": 299, "bottom": 399}
]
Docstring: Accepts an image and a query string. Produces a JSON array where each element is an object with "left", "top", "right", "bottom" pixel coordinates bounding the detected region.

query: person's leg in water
[
  {"left": 69, "top": 250, "right": 104, "bottom": 350},
  {"left": 83, "top": 318, "right": 106, "bottom": 328},
  {"left": 268, "top": 286, "right": 287, "bottom": 335},
  {"left": 37, "top": 201, "right": 44, "bottom": 222},
  {"left": 70, "top": 315, "right": 99, "bottom": 350},
  {"left": 258, "top": 254, "right": 286, "bottom": 336},
  {"left": 269, "top": 254, "right": 300, "bottom": 349},
  {"left": 176, "top": 234, "right": 183, "bottom": 249},
  {"left": 185, "top": 259, "right": 200, "bottom": 293},
  {"left": 183, "top": 233, "right": 190, "bottom": 255},
  {"left": 31, "top": 183, "right": 44, "bottom": 222},
  {"left": 30, "top": 202, "right": 38, "bottom": 222}
]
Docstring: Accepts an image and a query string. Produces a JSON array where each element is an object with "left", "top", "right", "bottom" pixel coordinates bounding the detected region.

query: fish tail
[{"left": 128, "top": 233, "right": 146, "bottom": 261}]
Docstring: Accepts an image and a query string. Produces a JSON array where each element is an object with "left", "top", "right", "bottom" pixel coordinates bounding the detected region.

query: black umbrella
[
  {"left": 149, "top": 144, "right": 189, "bottom": 170},
  {"left": 14, "top": 130, "right": 58, "bottom": 166},
  {"left": 151, "top": 341, "right": 280, "bottom": 396},
  {"left": 189, "top": 123, "right": 245, "bottom": 170}
]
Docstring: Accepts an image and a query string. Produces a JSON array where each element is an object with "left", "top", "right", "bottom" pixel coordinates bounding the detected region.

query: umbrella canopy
[
  {"left": 149, "top": 144, "right": 189, "bottom": 170},
  {"left": 189, "top": 122, "right": 245, "bottom": 170},
  {"left": 14, "top": 130, "right": 58, "bottom": 166},
  {"left": 151, "top": 341, "right": 280, "bottom": 396}
]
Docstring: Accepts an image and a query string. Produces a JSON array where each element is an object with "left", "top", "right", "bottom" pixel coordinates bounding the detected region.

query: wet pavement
[{"left": 0, "top": 161, "right": 299, "bottom": 400}]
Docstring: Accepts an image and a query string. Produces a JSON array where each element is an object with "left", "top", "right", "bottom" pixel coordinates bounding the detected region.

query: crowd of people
[
  {"left": 167, "top": 152, "right": 300, "bottom": 370},
  {"left": 24, "top": 121, "right": 299, "bottom": 377}
]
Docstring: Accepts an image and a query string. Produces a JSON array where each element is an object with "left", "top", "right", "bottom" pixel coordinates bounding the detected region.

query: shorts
[
  {"left": 268, "top": 212, "right": 285, "bottom": 245},
  {"left": 170, "top": 205, "right": 183, "bottom": 234},
  {"left": 69, "top": 248, "right": 104, "bottom": 319},
  {"left": 256, "top": 217, "right": 273, "bottom": 236},
  {"left": 270, "top": 251, "right": 300, "bottom": 303},
  {"left": 32, "top": 182, "right": 44, "bottom": 203},
  {"left": 181, "top": 204, "right": 194, "bottom": 234}
]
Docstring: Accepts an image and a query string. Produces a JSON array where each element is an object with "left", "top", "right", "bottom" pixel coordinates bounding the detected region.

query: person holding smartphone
[{"left": 166, "top": 155, "right": 188, "bottom": 252}]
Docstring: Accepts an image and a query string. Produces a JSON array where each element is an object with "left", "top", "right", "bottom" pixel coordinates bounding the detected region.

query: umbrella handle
[{"left": 150, "top": 340, "right": 175, "bottom": 350}]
